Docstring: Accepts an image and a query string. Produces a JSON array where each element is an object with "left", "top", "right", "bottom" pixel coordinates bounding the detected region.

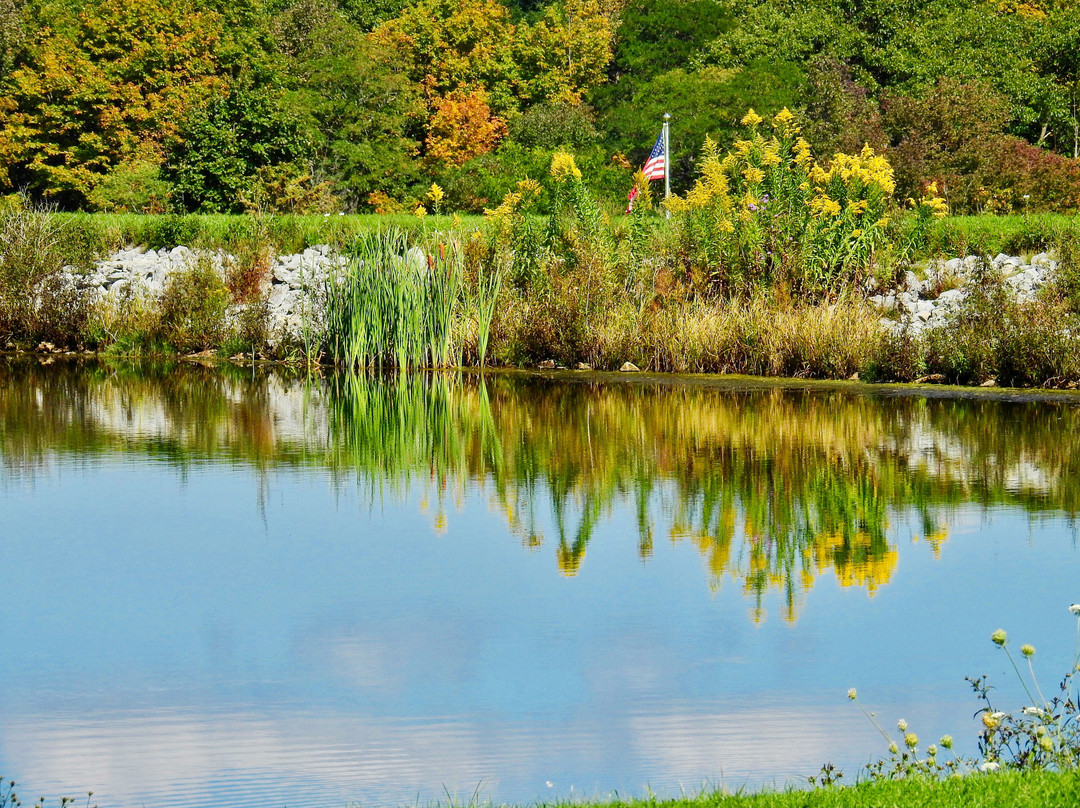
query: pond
[{"left": 1, "top": 359, "right": 1078, "bottom": 808}]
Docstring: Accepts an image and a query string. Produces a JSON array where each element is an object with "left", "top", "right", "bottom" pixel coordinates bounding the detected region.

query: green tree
[
  {"left": 0, "top": 0, "right": 229, "bottom": 205},
  {"left": 0, "top": 0, "right": 25, "bottom": 78},
  {"left": 601, "top": 61, "right": 808, "bottom": 191},
  {"left": 1038, "top": 8, "right": 1080, "bottom": 157},
  {"left": 274, "top": 0, "right": 424, "bottom": 209},
  {"left": 163, "top": 70, "right": 313, "bottom": 213}
]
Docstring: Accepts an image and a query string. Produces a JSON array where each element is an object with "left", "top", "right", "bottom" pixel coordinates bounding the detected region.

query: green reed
[
  {"left": 474, "top": 258, "right": 503, "bottom": 368},
  {"left": 326, "top": 229, "right": 464, "bottom": 370}
]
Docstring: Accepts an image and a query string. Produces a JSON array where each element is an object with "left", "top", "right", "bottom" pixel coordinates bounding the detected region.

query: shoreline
[{"left": 9, "top": 351, "right": 1080, "bottom": 405}]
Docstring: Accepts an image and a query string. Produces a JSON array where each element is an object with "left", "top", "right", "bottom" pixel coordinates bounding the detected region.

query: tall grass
[
  {"left": 475, "top": 258, "right": 504, "bottom": 367},
  {"left": 326, "top": 229, "right": 464, "bottom": 369}
]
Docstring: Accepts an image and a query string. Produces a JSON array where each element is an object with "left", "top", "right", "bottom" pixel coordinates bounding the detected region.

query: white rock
[{"left": 936, "top": 289, "right": 963, "bottom": 307}]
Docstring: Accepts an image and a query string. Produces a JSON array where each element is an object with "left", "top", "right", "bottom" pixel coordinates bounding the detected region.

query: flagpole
[{"left": 663, "top": 112, "right": 671, "bottom": 217}]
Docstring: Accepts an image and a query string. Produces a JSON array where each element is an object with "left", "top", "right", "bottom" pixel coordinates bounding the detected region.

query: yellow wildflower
[
  {"left": 517, "top": 177, "right": 542, "bottom": 198},
  {"left": 741, "top": 109, "right": 763, "bottom": 127},
  {"left": 550, "top": 151, "right": 582, "bottom": 181},
  {"left": 773, "top": 107, "right": 796, "bottom": 129},
  {"left": 484, "top": 190, "right": 522, "bottom": 219},
  {"left": 794, "top": 138, "right": 812, "bottom": 167},
  {"left": 848, "top": 199, "right": 868, "bottom": 216},
  {"left": 426, "top": 183, "right": 445, "bottom": 204},
  {"left": 810, "top": 194, "right": 841, "bottom": 217},
  {"left": 762, "top": 137, "right": 782, "bottom": 166},
  {"left": 414, "top": 204, "right": 427, "bottom": 218},
  {"left": 743, "top": 166, "right": 765, "bottom": 185}
]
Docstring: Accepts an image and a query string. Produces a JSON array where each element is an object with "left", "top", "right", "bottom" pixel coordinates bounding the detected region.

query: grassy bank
[
  {"left": 4, "top": 115, "right": 1080, "bottom": 387},
  {"left": 4, "top": 210, "right": 1080, "bottom": 388},
  {"left": 35, "top": 211, "right": 1080, "bottom": 264},
  {"left": 6, "top": 771, "right": 1078, "bottom": 808},
  {"left": 575, "top": 771, "right": 1080, "bottom": 808},
  {"left": 50, "top": 211, "right": 484, "bottom": 260}
]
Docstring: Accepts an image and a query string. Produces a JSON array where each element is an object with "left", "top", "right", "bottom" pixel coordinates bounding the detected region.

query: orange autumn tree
[{"left": 425, "top": 88, "right": 508, "bottom": 167}]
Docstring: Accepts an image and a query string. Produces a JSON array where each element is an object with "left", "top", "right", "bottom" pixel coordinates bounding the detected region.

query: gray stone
[{"left": 936, "top": 289, "right": 964, "bottom": 307}]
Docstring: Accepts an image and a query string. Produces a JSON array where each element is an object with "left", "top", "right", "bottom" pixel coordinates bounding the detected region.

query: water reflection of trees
[{"left": 3, "top": 358, "right": 1079, "bottom": 618}]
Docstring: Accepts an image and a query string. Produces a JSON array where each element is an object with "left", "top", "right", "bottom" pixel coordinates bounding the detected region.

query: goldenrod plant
[{"left": 667, "top": 108, "right": 898, "bottom": 297}]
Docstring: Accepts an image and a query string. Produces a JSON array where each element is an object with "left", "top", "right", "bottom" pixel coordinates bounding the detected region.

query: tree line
[{"left": 0, "top": 0, "right": 1077, "bottom": 215}]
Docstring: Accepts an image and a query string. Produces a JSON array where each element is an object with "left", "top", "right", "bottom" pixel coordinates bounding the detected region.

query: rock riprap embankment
[
  {"left": 871, "top": 252, "right": 1059, "bottom": 335},
  {"left": 68, "top": 245, "right": 348, "bottom": 347}
]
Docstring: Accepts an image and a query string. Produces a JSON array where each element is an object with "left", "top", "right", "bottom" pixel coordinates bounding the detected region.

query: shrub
[
  {"left": 975, "top": 138, "right": 1080, "bottom": 213},
  {"left": 221, "top": 215, "right": 276, "bottom": 303},
  {"left": 922, "top": 262, "right": 1080, "bottom": 386},
  {"left": 144, "top": 214, "right": 208, "bottom": 250},
  {"left": 156, "top": 256, "right": 229, "bottom": 352},
  {"left": 0, "top": 204, "right": 91, "bottom": 346},
  {"left": 1052, "top": 227, "right": 1080, "bottom": 313},
  {"left": 882, "top": 78, "right": 1012, "bottom": 214}
]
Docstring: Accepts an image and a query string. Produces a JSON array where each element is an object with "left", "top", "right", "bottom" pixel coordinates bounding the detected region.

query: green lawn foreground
[{"left": 580, "top": 770, "right": 1080, "bottom": 808}]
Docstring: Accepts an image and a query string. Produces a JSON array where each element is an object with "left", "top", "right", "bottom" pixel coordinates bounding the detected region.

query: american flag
[{"left": 641, "top": 131, "right": 666, "bottom": 180}]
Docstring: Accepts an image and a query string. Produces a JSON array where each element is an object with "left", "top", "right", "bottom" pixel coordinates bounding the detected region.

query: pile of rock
[
  {"left": 869, "top": 252, "right": 1059, "bottom": 335},
  {"left": 66, "top": 245, "right": 349, "bottom": 347}
]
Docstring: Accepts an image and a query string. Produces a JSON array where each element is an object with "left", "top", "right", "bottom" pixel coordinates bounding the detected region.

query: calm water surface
[{"left": 1, "top": 360, "right": 1078, "bottom": 807}]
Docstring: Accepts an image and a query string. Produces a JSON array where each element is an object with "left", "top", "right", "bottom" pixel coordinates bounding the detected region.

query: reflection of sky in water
[{"left": 1, "top": 382, "right": 1079, "bottom": 807}]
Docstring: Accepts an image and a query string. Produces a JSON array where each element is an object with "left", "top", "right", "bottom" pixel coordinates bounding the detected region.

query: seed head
[
  {"left": 1021, "top": 644, "right": 1035, "bottom": 657},
  {"left": 941, "top": 735, "right": 953, "bottom": 749},
  {"left": 897, "top": 718, "right": 908, "bottom": 732},
  {"left": 847, "top": 688, "right": 857, "bottom": 700},
  {"left": 1039, "top": 736, "right": 1053, "bottom": 752},
  {"left": 1069, "top": 604, "right": 1080, "bottom": 616},
  {"left": 991, "top": 628, "right": 1007, "bottom": 646},
  {"left": 905, "top": 732, "right": 919, "bottom": 749},
  {"left": 927, "top": 744, "right": 937, "bottom": 757}
]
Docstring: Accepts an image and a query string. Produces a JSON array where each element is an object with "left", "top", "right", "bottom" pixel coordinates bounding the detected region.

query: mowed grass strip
[{"left": 534, "top": 770, "right": 1080, "bottom": 808}]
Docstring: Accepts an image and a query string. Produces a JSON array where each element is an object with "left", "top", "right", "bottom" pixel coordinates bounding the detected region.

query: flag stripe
[{"left": 640, "top": 131, "right": 666, "bottom": 181}]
